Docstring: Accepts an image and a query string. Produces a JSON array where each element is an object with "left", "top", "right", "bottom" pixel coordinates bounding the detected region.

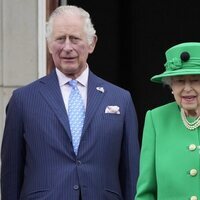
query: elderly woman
[{"left": 135, "top": 42, "right": 200, "bottom": 200}]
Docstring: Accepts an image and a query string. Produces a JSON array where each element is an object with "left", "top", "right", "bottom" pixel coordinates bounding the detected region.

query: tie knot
[{"left": 69, "top": 80, "right": 78, "bottom": 89}]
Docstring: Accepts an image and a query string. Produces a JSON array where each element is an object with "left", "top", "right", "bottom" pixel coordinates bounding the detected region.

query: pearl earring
[{"left": 171, "top": 91, "right": 174, "bottom": 94}]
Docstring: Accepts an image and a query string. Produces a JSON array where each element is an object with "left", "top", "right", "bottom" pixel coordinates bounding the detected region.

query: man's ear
[
  {"left": 47, "top": 40, "right": 53, "bottom": 54},
  {"left": 88, "top": 35, "right": 98, "bottom": 54}
]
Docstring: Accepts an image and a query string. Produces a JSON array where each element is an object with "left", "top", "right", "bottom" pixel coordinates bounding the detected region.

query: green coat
[{"left": 135, "top": 102, "right": 200, "bottom": 200}]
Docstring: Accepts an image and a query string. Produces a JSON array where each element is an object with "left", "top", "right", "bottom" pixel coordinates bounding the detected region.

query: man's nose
[{"left": 63, "top": 38, "right": 73, "bottom": 51}]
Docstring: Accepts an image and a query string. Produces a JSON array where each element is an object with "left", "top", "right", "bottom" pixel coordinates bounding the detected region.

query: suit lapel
[
  {"left": 39, "top": 70, "right": 72, "bottom": 140},
  {"left": 82, "top": 71, "right": 105, "bottom": 134},
  {"left": 38, "top": 70, "right": 106, "bottom": 145}
]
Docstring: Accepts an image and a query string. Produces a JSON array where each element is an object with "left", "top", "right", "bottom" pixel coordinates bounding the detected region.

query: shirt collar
[{"left": 55, "top": 66, "right": 89, "bottom": 87}]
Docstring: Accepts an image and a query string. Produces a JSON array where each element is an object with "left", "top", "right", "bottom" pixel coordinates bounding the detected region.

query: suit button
[
  {"left": 73, "top": 185, "right": 79, "bottom": 190},
  {"left": 189, "top": 144, "right": 196, "bottom": 151},
  {"left": 190, "top": 169, "right": 198, "bottom": 176},
  {"left": 76, "top": 160, "right": 82, "bottom": 165},
  {"left": 190, "top": 196, "right": 198, "bottom": 200}
]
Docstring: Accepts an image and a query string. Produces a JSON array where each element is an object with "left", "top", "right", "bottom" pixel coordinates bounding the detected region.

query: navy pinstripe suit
[{"left": 1, "top": 70, "right": 140, "bottom": 200}]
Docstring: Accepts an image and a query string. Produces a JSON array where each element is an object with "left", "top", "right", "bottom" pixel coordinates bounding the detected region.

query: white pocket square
[{"left": 105, "top": 106, "right": 120, "bottom": 114}]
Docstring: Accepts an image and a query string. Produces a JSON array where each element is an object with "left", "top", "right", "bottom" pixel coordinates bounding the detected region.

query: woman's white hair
[
  {"left": 46, "top": 5, "right": 96, "bottom": 45},
  {"left": 162, "top": 77, "right": 172, "bottom": 87}
]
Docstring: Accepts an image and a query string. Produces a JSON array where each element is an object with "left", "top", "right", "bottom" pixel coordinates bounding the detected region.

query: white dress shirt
[{"left": 55, "top": 67, "right": 88, "bottom": 112}]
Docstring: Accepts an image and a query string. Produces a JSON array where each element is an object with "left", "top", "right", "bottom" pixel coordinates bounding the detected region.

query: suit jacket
[
  {"left": 135, "top": 102, "right": 200, "bottom": 200},
  {"left": 1, "top": 70, "right": 139, "bottom": 200}
]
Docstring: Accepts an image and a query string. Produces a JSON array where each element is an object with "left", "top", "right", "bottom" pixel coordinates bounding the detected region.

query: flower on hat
[{"left": 165, "top": 57, "right": 183, "bottom": 70}]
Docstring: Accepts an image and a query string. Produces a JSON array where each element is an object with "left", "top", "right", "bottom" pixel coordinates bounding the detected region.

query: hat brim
[{"left": 151, "top": 69, "right": 200, "bottom": 83}]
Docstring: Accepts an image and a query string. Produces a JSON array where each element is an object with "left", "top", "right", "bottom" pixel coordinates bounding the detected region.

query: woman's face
[{"left": 171, "top": 75, "right": 200, "bottom": 116}]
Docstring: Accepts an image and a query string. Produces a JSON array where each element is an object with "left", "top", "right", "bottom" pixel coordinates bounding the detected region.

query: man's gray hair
[{"left": 46, "top": 5, "right": 96, "bottom": 45}]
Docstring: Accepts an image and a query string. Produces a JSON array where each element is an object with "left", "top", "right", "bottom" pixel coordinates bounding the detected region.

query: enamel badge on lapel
[{"left": 96, "top": 87, "right": 104, "bottom": 93}]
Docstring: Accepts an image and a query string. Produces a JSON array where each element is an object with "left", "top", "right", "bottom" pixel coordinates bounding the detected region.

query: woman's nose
[{"left": 183, "top": 81, "right": 192, "bottom": 91}]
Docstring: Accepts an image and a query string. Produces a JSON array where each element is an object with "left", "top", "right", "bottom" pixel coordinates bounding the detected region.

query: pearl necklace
[{"left": 181, "top": 108, "right": 200, "bottom": 130}]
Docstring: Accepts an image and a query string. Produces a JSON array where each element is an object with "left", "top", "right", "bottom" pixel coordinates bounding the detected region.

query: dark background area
[{"left": 66, "top": 0, "right": 200, "bottom": 143}]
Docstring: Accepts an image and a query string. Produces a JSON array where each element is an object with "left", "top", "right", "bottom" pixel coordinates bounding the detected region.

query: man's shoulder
[
  {"left": 13, "top": 73, "right": 52, "bottom": 95},
  {"left": 90, "top": 71, "right": 129, "bottom": 94}
]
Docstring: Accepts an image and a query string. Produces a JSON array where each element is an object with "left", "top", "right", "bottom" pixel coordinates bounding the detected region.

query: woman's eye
[
  {"left": 191, "top": 79, "right": 200, "bottom": 82},
  {"left": 175, "top": 79, "right": 184, "bottom": 83}
]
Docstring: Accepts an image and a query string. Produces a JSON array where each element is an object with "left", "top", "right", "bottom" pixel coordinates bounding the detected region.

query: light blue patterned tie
[{"left": 68, "top": 80, "right": 85, "bottom": 155}]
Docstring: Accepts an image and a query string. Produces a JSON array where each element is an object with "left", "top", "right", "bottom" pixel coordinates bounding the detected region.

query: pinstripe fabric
[{"left": 1, "top": 70, "right": 140, "bottom": 200}]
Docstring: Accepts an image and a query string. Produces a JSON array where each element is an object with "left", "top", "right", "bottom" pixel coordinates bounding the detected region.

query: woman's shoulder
[
  {"left": 151, "top": 101, "right": 179, "bottom": 115},
  {"left": 145, "top": 102, "right": 180, "bottom": 123}
]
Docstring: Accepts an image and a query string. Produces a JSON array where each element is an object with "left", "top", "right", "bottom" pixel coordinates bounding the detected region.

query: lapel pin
[{"left": 96, "top": 87, "right": 104, "bottom": 93}]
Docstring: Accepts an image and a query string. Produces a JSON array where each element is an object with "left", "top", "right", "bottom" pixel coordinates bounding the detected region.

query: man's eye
[
  {"left": 70, "top": 37, "right": 79, "bottom": 43},
  {"left": 57, "top": 37, "right": 65, "bottom": 42}
]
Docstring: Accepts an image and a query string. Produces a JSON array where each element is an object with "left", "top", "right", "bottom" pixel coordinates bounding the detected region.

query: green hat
[{"left": 151, "top": 42, "right": 200, "bottom": 83}]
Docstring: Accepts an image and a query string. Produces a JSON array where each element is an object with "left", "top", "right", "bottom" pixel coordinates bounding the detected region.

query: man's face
[{"left": 48, "top": 13, "right": 96, "bottom": 78}]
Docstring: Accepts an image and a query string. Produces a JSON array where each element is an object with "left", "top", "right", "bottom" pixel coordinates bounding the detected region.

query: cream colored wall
[
  {"left": 0, "top": 0, "right": 40, "bottom": 145},
  {"left": 0, "top": 0, "right": 47, "bottom": 197}
]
